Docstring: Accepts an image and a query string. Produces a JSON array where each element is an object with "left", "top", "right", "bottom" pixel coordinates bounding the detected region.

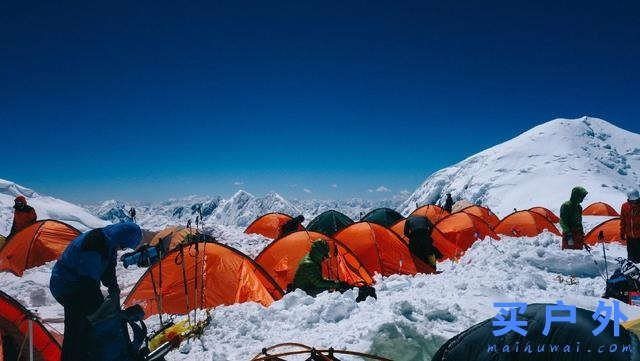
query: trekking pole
[
  {"left": 175, "top": 244, "right": 191, "bottom": 326},
  {"left": 600, "top": 231, "right": 609, "bottom": 279},
  {"left": 147, "top": 250, "right": 164, "bottom": 327},
  {"left": 584, "top": 245, "right": 607, "bottom": 281},
  {"left": 198, "top": 210, "right": 207, "bottom": 312}
]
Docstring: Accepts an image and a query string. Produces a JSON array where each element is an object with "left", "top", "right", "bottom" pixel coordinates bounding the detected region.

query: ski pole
[{"left": 147, "top": 250, "right": 164, "bottom": 327}]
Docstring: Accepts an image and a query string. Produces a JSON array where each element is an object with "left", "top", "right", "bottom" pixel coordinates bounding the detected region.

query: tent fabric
[
  {"left": 334, "top": 222, "right": 435, "bottom": 276},
  {"left": 451, "top": 199, "right": 474, "bottom": 213},
  {"left": 0, "top": 220, "right": 81, "bottom": 276},
  {"left": 148, "top": 226, "right": 198, "bottom": 251},
  {"left": 390, "top": 218, "right": 463, "bottom": 260},
  {"left": 254, "top": 231, "right": 373, "bottom": 290},
  {"left": 124, "top": 241, "right": 284, "bottom": 317},
  {"left": 244, "top": 213, "right": 304, "bottom": 239},
  {"left": 585, "top": 218, "right": 624, "bottom": 245},
  {"left": 0, "top": 290, "right": 62, "bottom": 361},
  {"left": 434, "top": 213, "right": 500, "bottom": 254},
  {"left": 493, "top": 210, "right": 562, "bottom": 237},
  {"left": 409, "top": 205, "right": 450, "bottom": 224},
  {"left": 459, "top": 205, "right": 500, "bottom": 228},
  {"left": 583, "top": 202, "right": 620, "bottom": 216},
  {"left": 433, "top": 303, "right": 639, "bottom": 361},
  {"left": 306, "top": 210, "right": 354, "bottom": 236},
  {"left": 528, "top": 206, "right": 560, "bottom": 223},
  {"left": 360, "top": 208, "right": 404, "bottom": 228}
]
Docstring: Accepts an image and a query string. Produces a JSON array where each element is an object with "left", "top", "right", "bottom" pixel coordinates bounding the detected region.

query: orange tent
[
  {"left": 244, "top": 213, "right": 304, "bottom": 239},
  {"left": 390, "top": 218, "right": 463, "bottom": 260},
  {"left": 529, "top": 207, "right": 560, "bottom": 223},
  {"left": 148, "top": 226, "right": 198, "bottom": 251},
  {"left": 584, "top": 218, "right": 624, "bottom": 245},
  {"left": 434, "top": 213, "right": 499, "bottom": 253},
  {"left": 255, "top": 231, "right": 373, "bottom": 291},
  {"left": 124, "top": 241, "right": 284, "bottom": 317},
  {"left": 583, "top": 202, "right": 620, "bottom": 216},
  {"left": 409, "top": 205, "right": 450, "bottom": 224},
  {"left": 0, "top": 220, "right": 80, "bottom": 276},
  {"left": 334, "top": 222, "right": 434, "bottom": 276},
  {"left": 0, "top": 290, "right": 62, "bottom": 361},
  {"left": 493, "top": 210, "right": 561, "bottom": 237},
  {"left": 459, "top": 205, "right": 500, "bottom": 228}
]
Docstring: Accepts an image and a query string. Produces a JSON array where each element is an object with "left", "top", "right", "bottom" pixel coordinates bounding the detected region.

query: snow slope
[
  {"left": 400, "top": 117, "right": 640, "bottom": 217},
  {"left": 0, "top": 179, "right": 109, "bottom": 235}
]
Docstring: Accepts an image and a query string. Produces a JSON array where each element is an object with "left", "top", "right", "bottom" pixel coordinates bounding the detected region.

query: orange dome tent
[
  {"left": 529, "top": 207, "right": 560, "bottom": 223},
  {"left": 583, "top": 202, "right": 620, "bottom": 216},
  {"left": 0, "top": 220, "right": 80, "bottom": 276},
  {"left": 0, "top": 290, "right": 62, "bottom": 361},
  {"left": 148, "top": 226, "right": 198, "bottom": 251},
  {"left": 493, "top": 210, "right": 561, "bottom": 237},
  {"left": 390, "top": 218, "right": 463, "bottom": 260},
  {"left": 334, "top": 222, "right": 434, "bottom": 276},
  {"left": 409, "top": 205, "right": 450, "bottom": 224},
  {"left": 584, "top": 218, "right": 624, "bottom": 245},
  {"left": 244, "top": 213, "right": 304, "bottom": 239},
  {"left": 255, "top": 231, "right": 373, "bottom": 291},
  {"left": 124, "top": 241, "right": 284, "bottom": 317},
  {"left": 459, "top": 205, "right": 500, "bottom": 228},
  {"left": 434, "top": 213, "right": 499, "bottom": 253}
]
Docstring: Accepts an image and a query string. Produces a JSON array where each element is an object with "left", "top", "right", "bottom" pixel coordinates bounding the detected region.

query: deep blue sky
[{"left": 1, "top": 1, "right": 639, "bottom": 203}]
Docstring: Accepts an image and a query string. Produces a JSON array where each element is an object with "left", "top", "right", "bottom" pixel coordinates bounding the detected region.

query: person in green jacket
[
  {"left": 292, "top": 239, "right": 349, "bottom": 296},
  {"left": 560, "top": 186, "right": 588, "bottom": 249}
]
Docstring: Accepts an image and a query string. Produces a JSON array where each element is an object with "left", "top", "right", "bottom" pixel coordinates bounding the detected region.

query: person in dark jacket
[
  {"left": 560, "top": 186, "right": 588, "bottom": 250},
  {"left": 443, "top": 193, "right": 454, "bottom": 213},
  {"left": 49, "top": 222, "right": 142, "bottom": 361},
  {"left": 404, "top": 215, "right": 442, "bottom": 270},
  {"left": 621, "top": 189, "right": 640, "bottom": 262},
  {"left": 292, "top": 239, "right": 349, "bottom": 296},
  {"left": 9, "top": 196, "right": 37, "bottom": 238},
  {"left": 279, "top": 215, "right": 304, "bottom": 238}
]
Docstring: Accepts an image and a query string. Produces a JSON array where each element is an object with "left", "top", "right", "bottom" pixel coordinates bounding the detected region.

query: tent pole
[{"left": 29, "top": 318, "right": 33, "bottom": 361}]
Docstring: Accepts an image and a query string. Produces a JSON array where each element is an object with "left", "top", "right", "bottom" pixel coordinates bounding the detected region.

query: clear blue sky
[{"left": 1, "top": 1, "right": 639, "bottom": 203}]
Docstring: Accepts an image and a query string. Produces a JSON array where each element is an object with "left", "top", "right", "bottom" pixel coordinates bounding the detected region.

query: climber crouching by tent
[
  {"left": 8, "top": 195, "right": 37, "bottom": 238},
  {"left": 621, "top": 189, "right": 640, "bottom": 262},
  {"left": 404, "top": 215, "right": 442, "bottom": 271},
  {"left": 292, "top": 239, "right": 351, "bottom": 296},
  {"left": 49, "top": 222, "right": 142, "bottom": 361},
  {"left": 560, "top": 187, "right": 588, "bottom": 250}
]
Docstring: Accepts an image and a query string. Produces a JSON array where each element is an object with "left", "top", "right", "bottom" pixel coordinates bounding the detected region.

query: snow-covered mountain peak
[{"left": 400, "top": 116, "right": 640, "bottom": 217}]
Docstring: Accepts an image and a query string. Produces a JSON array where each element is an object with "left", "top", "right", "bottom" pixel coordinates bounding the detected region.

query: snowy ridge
[
  {"left": 400, "top": 117, "right": 640, "bottom": 217},
  {"left": 0, "top": 179, "right": 109, "bottom": 235}
]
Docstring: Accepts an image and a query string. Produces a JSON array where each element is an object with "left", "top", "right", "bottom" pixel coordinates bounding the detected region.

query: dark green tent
[
  {"left": 306, "top": 210, "right": 354, "bottom": 236},
  {"left": 433, "top": 303, "right": 639, "bottom": 361},
  {"left": 360, "top": 208, "right": 404, "bottom": 228}
]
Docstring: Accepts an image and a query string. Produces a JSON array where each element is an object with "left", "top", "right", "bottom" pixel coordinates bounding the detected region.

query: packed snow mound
[
  {"left": 88, "top": 192, "right": 405, "bottom": 232},
  {"left": 3, "top": 220, "right": 636, "bottom": 361},
  {"left": 0, "top": 178, "right": 109, "bottom": 235},
  {"left": 400, "top": 117, "right": 640, "bottom": 217}
]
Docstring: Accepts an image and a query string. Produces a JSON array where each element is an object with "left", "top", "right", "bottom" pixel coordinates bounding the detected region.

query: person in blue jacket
[{"left": 50, "top": 222, "right": 142, "bottom": 361}]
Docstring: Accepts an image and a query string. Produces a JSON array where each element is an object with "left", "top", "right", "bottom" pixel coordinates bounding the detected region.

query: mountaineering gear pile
[
  {"left": 432, "top": 303, "right": 640, "bottom": 361},
  {"left": 0, "top": 290, "right": 63, "bottom": 361},
  {"left": 9, "top": 196, "right": 37, "bottom": 238},
  {"left": 443, "top": 194, "right": 454, "bottom": 213},
  {"left": 292, "top": 239, "right": 349, "bottom": 296},
  {"left": 49, "top": 223, "right": 141, "bottom": 361},
  {"left": 306, "top": 210, "right": 354, "bottom": 236},
  {"left": 621, "top": 193, "right": 640, "bottom": 262},
  {"left": 560, "top": 186, "right": 588, "bottom": 250},
  {"left": 0, "top": 220, "right": 81, "bottom": 276},
  {"left": 244, "top": 213, "right": 305, "bottom": 239},
  {"left": 255, "top": 231, "right": 372, "bottom": 291},
  {"left": 279, "top": 215, "right": 305, "bottom": 239},
  {"left": 603, "top": 258, "right": 640, "bottom": 304},
  {"left": 403, "top": 215, "right": 442, "bottom": 268}
]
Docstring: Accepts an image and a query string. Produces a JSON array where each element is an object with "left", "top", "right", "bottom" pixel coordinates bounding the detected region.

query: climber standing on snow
[
  {"left": 8, "top": 196, "right": 37, "bottom": 238},
  {"left": 560, "top": 186, "right": 588, "bottom": 250},
  {"left": 443, "top": 193, "right": 454, "bottom": 213},
  {"left": 621, "top": 189, "right": 640, "bottom": 262},
  {"left": 292, "top": 239, "right": 349, "bottom": 296},
  {"left": 49, "top": 222, "right": 142, "bottom": 361}
]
